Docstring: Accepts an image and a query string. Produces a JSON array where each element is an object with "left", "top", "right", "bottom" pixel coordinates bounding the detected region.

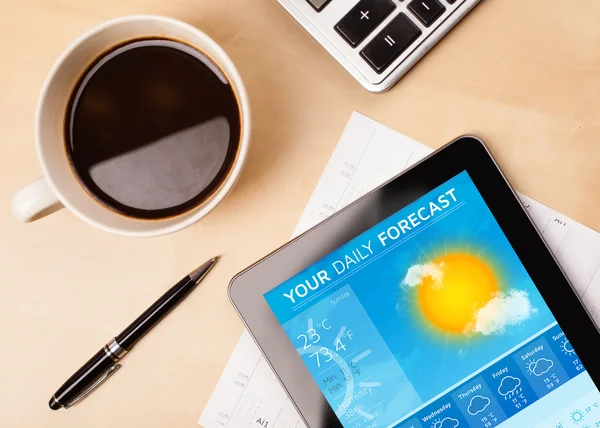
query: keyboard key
[
  {"left": 305, "top": 0, "right": 332, "bottom": 12},
  {"left": 360, "top": 13, "right": 421, "bottom": 73},
  {"left": 408, "top": 0, "right": 446, "bottom": 27},
  {"left": 335, "top": 0, "right": 396, "bottom": 47}
]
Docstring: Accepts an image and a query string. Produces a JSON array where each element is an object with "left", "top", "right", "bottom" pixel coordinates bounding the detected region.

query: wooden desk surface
[{"left": 1, "top": 0, "right": 599, "bottom": 426}]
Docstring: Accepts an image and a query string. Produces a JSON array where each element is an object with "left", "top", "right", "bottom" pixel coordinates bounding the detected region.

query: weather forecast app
[{"left": 264, "top": 171, "right": 600, "bottom": 428}]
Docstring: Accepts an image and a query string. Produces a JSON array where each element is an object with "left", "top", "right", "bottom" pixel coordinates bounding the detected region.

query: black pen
[{"left": 49, "top": 256, "right": 219, "bottom": 410}]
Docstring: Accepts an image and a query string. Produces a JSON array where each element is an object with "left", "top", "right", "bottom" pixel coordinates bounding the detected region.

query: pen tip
[{"left": 189, "top": 256, "right": 220, "bottom": 284}]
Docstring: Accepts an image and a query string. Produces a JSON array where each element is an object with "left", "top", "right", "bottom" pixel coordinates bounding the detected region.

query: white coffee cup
[{"left": 10, "top": 15, "right": 250, "bottom": 237}]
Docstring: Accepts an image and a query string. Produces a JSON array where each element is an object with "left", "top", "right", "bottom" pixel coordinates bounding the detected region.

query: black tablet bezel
[{"left": 229, "top": 136, "right": 600, "bottom": 428}]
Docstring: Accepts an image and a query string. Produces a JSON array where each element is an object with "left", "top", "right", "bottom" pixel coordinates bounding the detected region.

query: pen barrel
[
  {"left": 116, "top": 276, "right": 197, "bottom": 350},
  {"left": 50, "top": 346, "right": 115, "bottom": 409}
]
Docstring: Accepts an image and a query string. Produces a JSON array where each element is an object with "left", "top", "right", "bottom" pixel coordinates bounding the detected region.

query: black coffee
[{"left": 65, "top": 38, "right": 241, "bottom": 219}]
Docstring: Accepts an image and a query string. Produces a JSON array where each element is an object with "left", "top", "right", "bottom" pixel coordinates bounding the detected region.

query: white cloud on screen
[
  {"left": 469, "top": 290, "right": 536, "bottom": 335},
  {"left": 402, "top": 262, "right": 444, "bottom": 288}
]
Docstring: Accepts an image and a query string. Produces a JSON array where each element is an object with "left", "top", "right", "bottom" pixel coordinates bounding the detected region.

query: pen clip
[{"left": 64, "top": 364, "right": 121, "bottom": 409}]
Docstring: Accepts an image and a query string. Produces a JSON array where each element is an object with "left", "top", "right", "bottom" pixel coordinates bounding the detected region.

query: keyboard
[{"left": 278, "top": 0, "right": 481, "bottom": 92}]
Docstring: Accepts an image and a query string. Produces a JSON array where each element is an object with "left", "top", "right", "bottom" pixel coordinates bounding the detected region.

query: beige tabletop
[{"left": 1, "top": 0, "right": 600, "bottom": 426}]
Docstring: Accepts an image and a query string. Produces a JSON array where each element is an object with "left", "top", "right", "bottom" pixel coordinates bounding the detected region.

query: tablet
[{"left": 229, "top": 136, "right": 600, "bottom": 428}]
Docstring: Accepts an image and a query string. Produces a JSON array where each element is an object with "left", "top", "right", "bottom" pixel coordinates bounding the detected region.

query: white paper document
[{"left": 199, "top": 112, "right": 600, "bottom": 428}]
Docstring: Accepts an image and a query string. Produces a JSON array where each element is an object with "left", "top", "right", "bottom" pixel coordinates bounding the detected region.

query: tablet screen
[{"left": 264, "top": 171, "right": 600, "bottom": 428}]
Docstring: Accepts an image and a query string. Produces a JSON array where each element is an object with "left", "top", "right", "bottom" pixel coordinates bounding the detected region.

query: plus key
[{"left": 335, "top": 0, "right": 396, "bottom": 48}]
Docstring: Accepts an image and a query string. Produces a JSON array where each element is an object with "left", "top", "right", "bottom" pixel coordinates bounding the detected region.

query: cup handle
[{"left": 11, "top": 176, "right": 63, "bottom": 222}]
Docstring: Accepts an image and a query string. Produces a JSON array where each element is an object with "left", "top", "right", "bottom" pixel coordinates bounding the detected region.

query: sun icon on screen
[
  {"left": 562, "top": 339, "right": 575, "bottom": 356},
  {"left": 571, "top": 409, "right": 584, "bottom": 423},
  {"left": 417, "top": 252, "right": 498, "bottom": 334}
]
